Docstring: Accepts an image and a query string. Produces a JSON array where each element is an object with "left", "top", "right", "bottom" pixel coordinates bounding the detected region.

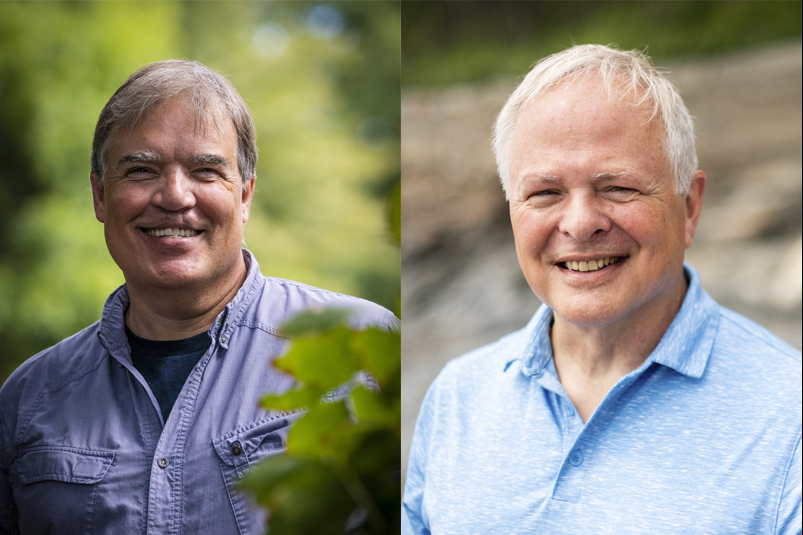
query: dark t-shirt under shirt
[{"left": 125, "top": 324, "right": 211, "bottom": 422}]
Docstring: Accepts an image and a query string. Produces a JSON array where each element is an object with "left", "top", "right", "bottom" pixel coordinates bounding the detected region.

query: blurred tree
[
  {"left": 402, "top": 0, "right": 802, "bottom": 87},
  {"left": 0, "top": 1, "right": 400, "bottom": 384}
]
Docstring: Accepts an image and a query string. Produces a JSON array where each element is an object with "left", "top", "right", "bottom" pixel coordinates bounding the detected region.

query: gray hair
[
  {"left": 492, "top": 44, "right": 697, "bottom": 199},
  {"left": 91, "top": 59, "right": 257, "bottom": 187}
]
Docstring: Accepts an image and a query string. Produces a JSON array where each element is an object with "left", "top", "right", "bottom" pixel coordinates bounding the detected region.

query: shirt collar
[
  {"left": 98, "top": 249, "right": 262, "bottom": 352},
  {"left": 508, "top": 262, "right": 719, "bottom": 379},
  {"left": 215, "top": 249, "right": 262, "bottom": 349}
]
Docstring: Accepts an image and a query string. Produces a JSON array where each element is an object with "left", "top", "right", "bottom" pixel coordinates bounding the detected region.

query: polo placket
[
  {"left": 531, "top": 366, "right": 591, "bottom": 504},
  {"left": 550, "top": 364, "right": 650, "bottom": 503},
  {"left": 525, "top": 323, "right": 597, "bottom": 504},
  {"left": 552, "top": 391, "right": 588, "bottom": 502}
]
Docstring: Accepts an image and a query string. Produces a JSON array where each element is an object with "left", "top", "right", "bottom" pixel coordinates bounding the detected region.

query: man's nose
[
  {"left": 153, "top": 168, "right": 196, "bottom": 211},
  {"left": 556, "top": 192, "right": 611, "bottom": 241}
]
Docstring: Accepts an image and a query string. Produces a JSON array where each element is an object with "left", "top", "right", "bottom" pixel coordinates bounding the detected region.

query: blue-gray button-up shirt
[
  {"left": 0, "top": 250, "right": 397, "bottom": 535},
  {"left": 403, "top": 263, "right": 801, "bottom": 534}
]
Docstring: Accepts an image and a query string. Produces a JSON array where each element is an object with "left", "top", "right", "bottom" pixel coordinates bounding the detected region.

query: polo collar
[{"left": 508, "top": 262, "right": 719, "bottom": 380}]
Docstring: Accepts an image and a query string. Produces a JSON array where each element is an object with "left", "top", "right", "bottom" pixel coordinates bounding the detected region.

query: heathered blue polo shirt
[{"left": 403, "top": 263, "right": 802, "bottom": 534}]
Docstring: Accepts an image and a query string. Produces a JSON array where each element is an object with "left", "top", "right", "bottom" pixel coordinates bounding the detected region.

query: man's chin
[
  {"left": 547, "top": 294, "right": 632, "bottom": 328},
  {"left": 123, "top": 262, "right": 207, "bottom": 291}
]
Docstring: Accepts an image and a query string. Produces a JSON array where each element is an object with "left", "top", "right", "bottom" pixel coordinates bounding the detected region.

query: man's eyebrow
[
  {"left": 516, "top": 170, "right": 641, "bottom": 193},
  {"left": 117, "top": 151, "right": 162, "bottom": 170},
  {"left": 188, "top": 153, "right": 232, "bottom": 168},
  {"left": 522, "top": 170, "right": 638, "bottom": 183},
  {"left": 521, "top": 173, "right": 561, "bottom": 184},
  {"left": 591, "top": 170, "right": 639, "bottom": 182}
]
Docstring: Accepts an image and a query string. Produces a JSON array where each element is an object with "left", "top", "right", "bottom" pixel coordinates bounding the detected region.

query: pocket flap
[
  {"left": 213, "top": 411, "right": 303, "bottom": 469},
  {"left": 16, "top": 447, "right": 115, "bottom": 485}
]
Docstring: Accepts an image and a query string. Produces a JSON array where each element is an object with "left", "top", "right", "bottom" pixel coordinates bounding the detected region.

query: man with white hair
[
  {"left": 0, "top": 60, "right": 396, "bottom": 534},
  {"left": 403, "top": 45, "right": 801, "bottom": 533}
]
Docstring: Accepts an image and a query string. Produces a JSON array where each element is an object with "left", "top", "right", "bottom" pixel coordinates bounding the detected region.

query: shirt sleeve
[
  {"left": 776, "top": 433, "right": 802, "bottom": 535},
  {"left": 0, "top": 467, "right": 12, "bottom": 535},
  {"left": 0, "top": 416, "right": 13, "bottom": 535},
  {"left": 402, "top": 379, "right": 439, "bottom": 535}
]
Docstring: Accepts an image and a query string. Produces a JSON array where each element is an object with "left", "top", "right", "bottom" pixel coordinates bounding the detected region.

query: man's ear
[
  {"left": 241, "top": 175, "right": 256, "bottom": 224},
  {"left": 90, "top": 170, "right": 106, "bottom": 223},
  {"left": 684, "top": 170, "right": 706, "bottom": 249}
]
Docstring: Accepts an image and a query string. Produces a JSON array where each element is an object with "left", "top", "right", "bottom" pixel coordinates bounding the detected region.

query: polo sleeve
[
  {"left": 776, "top": 433, "right": 802, "bottom": 535},
  {"left": 402, "top": 379, "right": 438, "bottom": 535}
]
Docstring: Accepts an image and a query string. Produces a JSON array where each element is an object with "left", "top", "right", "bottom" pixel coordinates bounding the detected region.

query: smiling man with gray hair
[
  {"left": 0, "top": 60, "right": 396, "bottom": 535},
  {"left": 403, "top": 44, "right": 801, "bottom": 534}
]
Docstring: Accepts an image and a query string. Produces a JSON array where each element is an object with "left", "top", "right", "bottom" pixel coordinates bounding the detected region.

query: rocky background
[{"left": 401, "top": 41, "right": 802, "bottom": 481}]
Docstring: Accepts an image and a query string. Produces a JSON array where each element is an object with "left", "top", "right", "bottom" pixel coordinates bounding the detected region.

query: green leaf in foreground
[
  {"left": 238, "top": 456, "right": 355, "bottom": 535},
  {"left": 279, "top": 307, "right": 354, "bottom": 337},
  {"left": 351, "top": 384, "right": 399, "bottom": 428},
  {"left": 351, "top": 327, "right": 400, "bottom": 388},
  {"left": 244, "top": 169, "right": 400, "bottom": 533},
  {"left": 272, "top": 327, "right": 362, "bottom": 393},
  {"left": 346, "top": 429, "right": 401, "bottom": 531},
  {"left": 261, "top": 387, "right": 322, "bottom": 412},
  {"left": 245, "top": 321, "right": 401, "bottom": 534},
  {"left": 286, "top": 401, "right": 353, "bottom": 459}
]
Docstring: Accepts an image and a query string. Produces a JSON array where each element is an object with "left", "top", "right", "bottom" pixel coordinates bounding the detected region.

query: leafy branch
[{"left": 239, "top": 181, "right": 401, "bottom": 534}]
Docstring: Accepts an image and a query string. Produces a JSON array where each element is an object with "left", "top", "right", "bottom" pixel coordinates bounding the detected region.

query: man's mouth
[
  {"left": 145, "top": 228, "right": 201, "bottom": 238},
  {"left": 559, "top": 256, "right": 624, "bottom": 272}
]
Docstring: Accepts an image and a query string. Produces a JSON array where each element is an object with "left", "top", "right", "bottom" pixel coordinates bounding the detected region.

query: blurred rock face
[{"left": 401, "top": 42, "right": 802, "bottom": 479}]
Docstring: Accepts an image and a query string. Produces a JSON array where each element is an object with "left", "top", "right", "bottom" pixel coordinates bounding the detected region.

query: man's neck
[
  {"left": 550, "top": 272, "right": 688, "bottom": 422},
  {"left": 124, "top": 260, "right": 248, "bottom": 341}
]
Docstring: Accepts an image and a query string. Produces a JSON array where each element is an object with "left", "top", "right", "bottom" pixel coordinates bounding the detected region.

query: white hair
[{"left": 492, "top": 44, "right": 697, "bottom": 199}]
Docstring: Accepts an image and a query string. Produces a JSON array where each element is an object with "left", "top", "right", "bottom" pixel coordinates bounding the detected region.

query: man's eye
[
  {"left": 605, "top": 186, "right": 639, "bottom": 201},
  {"left": 127, "top": 167, "right": 155, "bottom": 176},
  {"left": 531, "top": 190, "right": 558, "bottom": 197}
]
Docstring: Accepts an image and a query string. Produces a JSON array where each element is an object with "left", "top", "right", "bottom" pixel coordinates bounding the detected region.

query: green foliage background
[
  {"left": 402, "top": 0, "right": 802, "bottom": 88},
  {"left": 0, "top": 1, "right": 400, "bottom": 384}
]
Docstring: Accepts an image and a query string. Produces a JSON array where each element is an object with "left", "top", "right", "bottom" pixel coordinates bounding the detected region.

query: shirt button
[
  {"left": 569, "top": 451, "right": 584, "bottom": 467},
  {"left": 221, "top": 335, "right": 228, "bottom": 344},
  {"left": 157, "top": 457, "right": 169, "bottom": 469},
  {"left": 231, "top": 442, "right": 242, "bottom": 456}
]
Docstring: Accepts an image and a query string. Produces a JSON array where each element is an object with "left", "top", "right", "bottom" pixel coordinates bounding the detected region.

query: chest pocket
[
  {"left": 213, "top": 412, "right": 303, "bottom": 535},
  {"left": 10, "top": 446, "right": 115, "bottom": 534}
]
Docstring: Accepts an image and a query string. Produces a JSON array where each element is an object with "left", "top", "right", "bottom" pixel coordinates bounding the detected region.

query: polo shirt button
[
  {"left": 569, "top": 451, "right": 583, "bottom": 466},
  {"left": 157, "top": 457, "right": 169, "bottom": 469},
  {"left": 231, "top": 442, "right": 243, "bottom": 456}
]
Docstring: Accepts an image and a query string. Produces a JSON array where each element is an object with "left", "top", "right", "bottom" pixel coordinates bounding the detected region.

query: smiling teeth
[
  {"left": 147, "top": 228, "right": 199, "bottom": 238},
  {"left": 565, "top": 257, "right": 620, "bottom": 272}
]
